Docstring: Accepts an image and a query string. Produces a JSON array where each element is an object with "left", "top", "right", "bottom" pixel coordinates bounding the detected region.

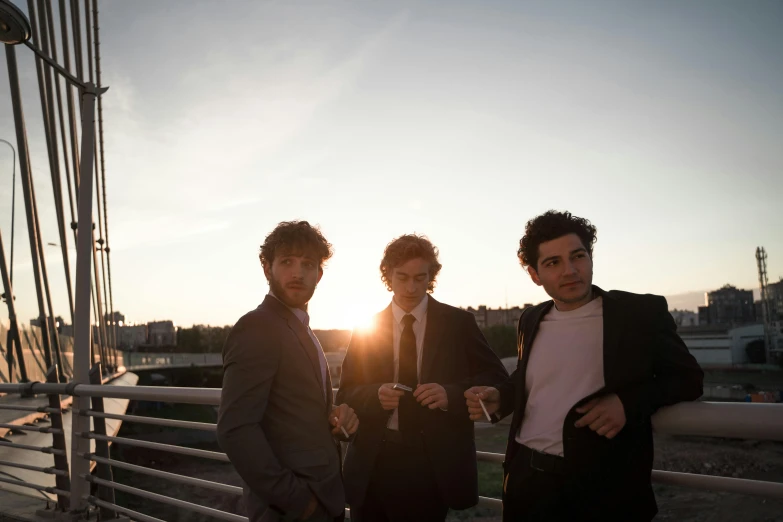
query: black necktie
[{"left": 398, "top": 314, "right": 418, "bottom": 433}]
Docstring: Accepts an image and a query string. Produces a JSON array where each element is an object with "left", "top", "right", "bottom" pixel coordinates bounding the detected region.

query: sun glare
[{"left": 351, "top": 313, "right": 375, "bottom": 332}]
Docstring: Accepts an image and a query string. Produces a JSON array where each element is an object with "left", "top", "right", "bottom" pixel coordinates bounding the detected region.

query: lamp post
[
  {"left": 1, "top": 0, "right": 108, "bottom": 512},
  {"left": 0, "top": 138, "right": 16, "bottom": 283},
  {"left": 0, "top": 137, "right": 26, "bottom": 383}
]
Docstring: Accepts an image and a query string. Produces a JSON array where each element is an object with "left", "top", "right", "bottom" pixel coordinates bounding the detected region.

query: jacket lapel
[
  {"left": 287, "top": 317, "right": 327, "bottom": 401},
  {"left": 594, "top": 286, "right": 622, "bottom": 390},
  {"left": 325, "top": 363, "right": 334, "bottom": 411},
  {"left": 375, "top": 305, "right": 395, "bottom": 383},
  {"left": 420, "top": 295, "right": 444, "bottom": 383},
  {"left": 262, "top": 296, "right": 326, "bottom": 404}
]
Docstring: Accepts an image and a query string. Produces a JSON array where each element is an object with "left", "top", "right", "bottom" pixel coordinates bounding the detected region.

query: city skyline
[{"left": 0, "top": 0, "right": 781, "bottom": 330}]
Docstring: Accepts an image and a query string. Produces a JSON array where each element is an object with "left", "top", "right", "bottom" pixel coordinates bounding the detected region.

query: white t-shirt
[{"left": 516, "top": 297, "right": 605, "bottom": 455}]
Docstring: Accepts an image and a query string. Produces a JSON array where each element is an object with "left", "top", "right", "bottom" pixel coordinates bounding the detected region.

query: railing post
[
  {"left": 89, "top": 362, "right": 116, "bottom": 519},
  {"left": 46, "top": 364, "right": 71, "bottom": 511}
]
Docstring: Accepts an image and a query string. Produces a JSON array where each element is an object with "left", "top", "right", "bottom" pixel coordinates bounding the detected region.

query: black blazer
[
  {"left": 217, "top": 296, "right": 345, "bottom": 522},
  {"left": 337, "top": 295, "right": 509, "bottom": 509},
  {"left": 495, "top": 286, "right": 704, "bottom": 521}
]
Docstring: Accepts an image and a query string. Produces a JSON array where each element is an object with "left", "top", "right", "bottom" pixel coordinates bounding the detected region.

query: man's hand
[
  {"left": 574, "top": 393, "right": 626, "bottom": 439},
  {"left": 300, "top": 495, "right": 320, "bottom": 520},
  {"left": 329, "top": 403, "right": 359, "bottom": 437},
  {"left": 414, "top": 383, "right": 448, "bottom": 410},
  {"left": 465, "top": 386, "right": 500, "bottom": 421},
  {"left": 378, "top": 383, "right": 404, "bottom": 410}
]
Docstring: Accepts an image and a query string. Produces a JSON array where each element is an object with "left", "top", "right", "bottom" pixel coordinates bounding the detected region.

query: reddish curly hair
[{"left": 380, "top": 234, "right": 442, "bottom": 293}]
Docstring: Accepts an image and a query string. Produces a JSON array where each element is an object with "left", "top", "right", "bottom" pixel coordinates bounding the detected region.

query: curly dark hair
[
  {"left": 517, "top": 210, "right": 597, "bottom": 269},
  {"left": 380, "top": 234, "right": 443, "bottom": 293},
  {"left": 259, "top": 221, "right": 333, "bottom": 267}
]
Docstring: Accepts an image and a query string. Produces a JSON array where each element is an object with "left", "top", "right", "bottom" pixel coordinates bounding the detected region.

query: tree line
[{"left": 171, "top": 325, "right": 518, "bottom": 360}]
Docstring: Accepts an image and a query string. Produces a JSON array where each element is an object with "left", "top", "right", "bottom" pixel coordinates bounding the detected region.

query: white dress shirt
[
  {"left": 387, "top": 295, "right": 428, "bottom": 430},
  {"left": 269, "top": 292, "right": 328, "bottom": 398}
]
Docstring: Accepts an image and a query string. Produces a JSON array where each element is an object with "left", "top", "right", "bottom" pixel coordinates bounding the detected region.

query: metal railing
[
  {"left": 1, "top": 381, "right": 782, "bottom": 521},
  {"left": 0, "top": 365, "right": 71, "bottom": 510}
]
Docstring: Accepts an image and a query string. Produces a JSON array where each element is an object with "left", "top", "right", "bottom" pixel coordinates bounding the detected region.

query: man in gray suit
[{"left": 218, "top": 220, "right": 359, "bottom": 521}]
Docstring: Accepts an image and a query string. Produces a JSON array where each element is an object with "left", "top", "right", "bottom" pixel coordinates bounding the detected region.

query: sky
[{"left": 0, "top": 0, "right": 781, "bottom": 330}]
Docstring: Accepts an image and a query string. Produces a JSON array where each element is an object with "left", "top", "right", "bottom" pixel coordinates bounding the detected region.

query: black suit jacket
[
  {"left": 495, "top": 286, "right": 704, "bottom": 520},
  {"left": 217, "top": 296, "right": 345, "bottom": 522},
  {"left": 337, "top": 295, "right": 509, "bottom": 509}
]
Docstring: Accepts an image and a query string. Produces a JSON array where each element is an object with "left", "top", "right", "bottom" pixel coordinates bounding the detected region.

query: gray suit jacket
[{"left": 217, "top": 295, "right": 345, "bottom": 521}]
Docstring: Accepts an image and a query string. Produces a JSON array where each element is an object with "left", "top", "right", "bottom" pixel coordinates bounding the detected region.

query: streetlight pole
[
  {"left": 0, "top": 138, "right": 25, "bottom": 383},
  {"left": 0, "top": 138, "right": 16, "bottom": 283},
  {"left": 1, "top": 0, "right": 108, "bottom": 512}
]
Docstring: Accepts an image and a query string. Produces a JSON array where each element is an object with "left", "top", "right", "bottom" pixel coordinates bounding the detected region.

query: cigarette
[
  {"left": 478, "top": 398, "right": 491, "bottom": 422},
  {"left": 334, "top": 417, "right": 350, "bottom": 438}
]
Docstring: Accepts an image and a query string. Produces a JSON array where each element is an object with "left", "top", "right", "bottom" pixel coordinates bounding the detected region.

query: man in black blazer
[
  {"left": 465, "top": 210, "right": 704, "bottom": 522},
  {"left": 218, "top": 221, "right": 358, "bottom": 522},
  {"left": 337, "top": 234, "right": 508, "bottom": 522}
]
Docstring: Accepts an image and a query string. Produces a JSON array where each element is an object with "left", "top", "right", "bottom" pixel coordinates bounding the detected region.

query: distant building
[
  {"left": 678, "top": 323, "right": 766, "bottom": 366},
  {"left": 105, "top": 311, "right": 126, "bottom": 327},
  {"left": 119, "top": 325, "right": 148, "bottom": 350},
  {"left": 148, "top": 320, "right": 176, "bottom": 346},
  {"left": 465, "top": 304, "right": 533, "bottom": 328},
  {"left": 670, "top": 309, "right": 699, "bottom": 327},
  {"left": 701, "top": 284, "right": 755, "bottom": 326},
  {"left": 768, "top": 278, "right": 783, "bottom": 321}
]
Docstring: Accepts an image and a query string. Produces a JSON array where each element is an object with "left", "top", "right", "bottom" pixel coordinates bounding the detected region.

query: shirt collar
[
  {"left": 269, "top": 291, "right": 310, "bottom": 327},
  {"left": 391, "top": 294, "right": 428, "bottom": 326}
]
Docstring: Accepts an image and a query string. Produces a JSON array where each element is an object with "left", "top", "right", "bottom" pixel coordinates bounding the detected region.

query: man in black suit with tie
[
  {"left": 465, "top": 210, "right": 704, "bottom": 522},
  {"left": 337, "top": 234, "right": 508, "bottom": 522},
  {"left": 218, "top": 221, "right": 359, "bottom": 522}
]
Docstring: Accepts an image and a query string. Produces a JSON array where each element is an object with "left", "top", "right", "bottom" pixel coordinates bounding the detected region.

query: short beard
[{"left": 268, "top": 274, "right": 314, "bottom": 310}]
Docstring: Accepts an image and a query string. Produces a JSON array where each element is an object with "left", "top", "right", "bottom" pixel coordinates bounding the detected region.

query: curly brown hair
[
  {"left": 259, "top": 221, "right": 333, "bottom": 267},
  {"left": 380, "top": 234, "right": 442, "bottom": 293},
  {"left": 518, "top": 210, "right": 597, "bottom": 269}
]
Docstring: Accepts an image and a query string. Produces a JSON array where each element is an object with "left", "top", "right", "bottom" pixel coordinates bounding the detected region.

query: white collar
[{"left": 391, "top": 295, "right": 429, "bottom": 325}]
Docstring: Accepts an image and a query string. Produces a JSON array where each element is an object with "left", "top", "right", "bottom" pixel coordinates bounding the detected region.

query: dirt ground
[
  {"left": 652, "top": 434, "right": 783, "bottom": 522},
  {"left": 108, "top": 415, "right": 783, "bottom": 522}
]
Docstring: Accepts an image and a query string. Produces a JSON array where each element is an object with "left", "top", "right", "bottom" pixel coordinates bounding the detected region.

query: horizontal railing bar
[
  {"left": 0, "top": 440, "right": 65, "bottom": 456},
  {"left": 476, "top": 451, "right": 503, "bottom": 464},
  {"left": 75, "top": 384, "right": 221, "bottom": 405},
  {"left": 652, "top": 402, "right": 783, "bottom": 441},
  {"left": 478, "top": 496, "right": 502, "bottom": 510},
  {"left": 87, "top": 497, "right": 167, "bottom": 522},
  {"left": 0, "top": 459, "right": 67, "bottom": 476},
  {"left": 84, "top": 433, "right": 229, "bottom": 462},
  {"left": 5, "top": 385, "right": 783, "bottom": 444},
  {"left": 88, "top": 476, "right": 247, "bottom": 522},
  {"left": 0, "top": 404, "right": 62, "bottom": 414},
  {"left": 0, "top": 475, "right": 70, "bottom": 496},
  {"left": 85, "top": 410, "right": 217, "bottom": 432},
  {"left": 0, "top": 422, "right": 63, "bottom": 434},
  {"left": 475, "top": 452, "right": 783, "bottom": 499},
  {"left": 0, "top": 383, "right": 69, "bottom": 395},
  {"left": 86, "top": 454, "right": 242, "bottom": 495},
  {"left": 653, "top": 470, "right": 783, "bottom": 499}
]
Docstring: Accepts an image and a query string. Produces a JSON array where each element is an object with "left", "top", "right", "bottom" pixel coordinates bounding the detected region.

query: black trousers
[
  {"left": 502, "top": 445, "right": 570, "bottom": 522},
  {"left": 350, "top": 437, "right": 448, "bottom": 522},
  {"left": 502, "top": 445, "right": 653, "bottom": 522}
]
